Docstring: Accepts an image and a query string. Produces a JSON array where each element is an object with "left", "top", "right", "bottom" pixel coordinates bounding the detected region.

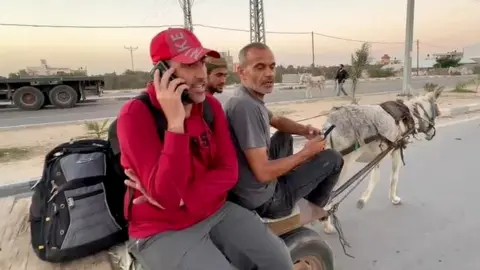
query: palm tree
[{"left": 350, "top": 43, "right": 371, "bottom": 104}]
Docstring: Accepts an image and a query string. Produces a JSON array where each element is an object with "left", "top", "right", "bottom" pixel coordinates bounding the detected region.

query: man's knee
[
  {"left": 258, "top": 234, "right": 294, "bottom": 270},
  {"left": 312, "top": 149, "right": 344, "bottom": 174},
  {"left": 271, "top": 131, "right": 294, "bottom": 144}
]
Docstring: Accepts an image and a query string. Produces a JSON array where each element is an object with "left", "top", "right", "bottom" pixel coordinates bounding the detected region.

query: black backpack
[{"left": 29, "top": 92, "right": 214, "bottom": 263}]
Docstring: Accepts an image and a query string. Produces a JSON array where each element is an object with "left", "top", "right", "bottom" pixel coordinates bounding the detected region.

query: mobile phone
[
  {"left": 322, "top": 125, "right": 336, "bottom": 139},
  {"left": 151, "top": 61, "right": 192, "bottom": 104}
]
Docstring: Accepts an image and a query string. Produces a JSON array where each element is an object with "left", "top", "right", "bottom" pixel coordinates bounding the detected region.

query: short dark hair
[
  {"left": 205, "top": 56, "right": 227, "bottom": 74},
  {"left": 238, "top": 42, "right": 270, "bottom": 66}
]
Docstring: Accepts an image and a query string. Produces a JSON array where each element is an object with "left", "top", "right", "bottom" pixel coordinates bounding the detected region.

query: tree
[
  {"left": 8, "top": 69, "right": 29, "bottom": 78},
  {"left": 350, "top": 42, "right": 371, "bottom": 104},
  {"left": 433, "top": 52, "right": 461, "bottom": 68}
]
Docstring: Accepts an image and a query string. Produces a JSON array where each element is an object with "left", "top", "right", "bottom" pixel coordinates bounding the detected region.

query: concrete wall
[{"left": 282, "top": 74, "right": 300, "bottom": 84}]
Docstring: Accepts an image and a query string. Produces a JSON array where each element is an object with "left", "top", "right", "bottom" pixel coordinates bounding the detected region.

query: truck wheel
[
  {"left": 282, "top": 227, "right": 334, "bottom": 270},
  {"left": 12, "top": 86, "right": 45, "bottom": 111},
  {"left": 49, "top": 85, "right": 78, "bottom": 108}
]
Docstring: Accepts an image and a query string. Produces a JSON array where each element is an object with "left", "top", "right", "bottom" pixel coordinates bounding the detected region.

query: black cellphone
[
  {"left": 151, "top": 61, "right": 192, "bottom": 104},
  {"left": 322, "top": 124, "right": 336, "bottom": 139}
]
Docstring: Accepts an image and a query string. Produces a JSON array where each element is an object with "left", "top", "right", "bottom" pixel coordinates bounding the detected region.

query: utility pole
[
  {"left": 124, "top": 46, "right": 138, "bottom": 71},
  {"left": 416, "top": 39, "right": 420, "bottom": 76},
  {"left": 400, "top": 0, "right": 415, "bottom": 98},
  {"left": 249, "top": 0, "right": 266, "bottom": 43},
  {"left": 179, "top": 0, "right": 193, "bottom": 31},
  {"left": 311, "top": 31, "right": 315, "bottom": 69}
]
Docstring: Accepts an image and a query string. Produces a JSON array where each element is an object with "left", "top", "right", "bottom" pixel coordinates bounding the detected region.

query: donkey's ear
[{"left": 433, "top": 86, "right": 445, "bottom": 100}]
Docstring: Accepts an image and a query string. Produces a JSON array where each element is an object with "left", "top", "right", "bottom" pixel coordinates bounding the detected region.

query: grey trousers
[
  {"left": 336, "top": 81, "right": 348, "bottom": 96},
  {"left": 128, "top": 201, "right": 293, "bottom": 270}
]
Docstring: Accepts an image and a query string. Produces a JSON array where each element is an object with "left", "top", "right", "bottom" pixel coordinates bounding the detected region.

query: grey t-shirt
[{"left": 224, "top": 86, "right": 276, "bottom": 210}]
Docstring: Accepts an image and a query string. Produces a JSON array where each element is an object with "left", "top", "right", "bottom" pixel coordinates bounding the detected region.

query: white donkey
[
  {"left": 299, "top": 73, "right": 326, "bottom": 98},
  {"left": 320, "top": 87, "right": 443, "bottom": 234}
]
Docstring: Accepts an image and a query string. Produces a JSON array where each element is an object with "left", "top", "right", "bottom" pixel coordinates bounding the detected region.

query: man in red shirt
[{"left": 117, "top": 28, "right": 293, "bottom": 270}]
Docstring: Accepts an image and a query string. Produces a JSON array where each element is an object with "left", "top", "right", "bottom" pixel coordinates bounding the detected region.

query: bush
[
  {"left": 424, "top": 83, "right": 438, "bottom": 92},
  {"left": 473, "top": 66, "right": 480, "bottom": 75},
  {"left": 367, "top": 67, "right": 395, "bottom": 78},
  {"left": 452, "top": 81, "right": 475, "bottom": 93}
]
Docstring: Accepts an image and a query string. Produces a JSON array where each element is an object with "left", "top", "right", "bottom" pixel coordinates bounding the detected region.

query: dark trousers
[{"left": 255, "top": 132, "right": 344, "bottom": 219}]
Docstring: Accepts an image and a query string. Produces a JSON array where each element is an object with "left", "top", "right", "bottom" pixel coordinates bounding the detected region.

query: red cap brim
[{"left": 171, "top": 47, "right": 220, "bottom": 64}]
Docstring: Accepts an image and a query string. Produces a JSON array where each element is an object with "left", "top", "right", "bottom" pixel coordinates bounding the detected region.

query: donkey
[
  {"left": 320, "top": 87, "right": 443, "bottom": 234},
  {"left": 299, "top": 73, "right": 326, "bottom": 98}
]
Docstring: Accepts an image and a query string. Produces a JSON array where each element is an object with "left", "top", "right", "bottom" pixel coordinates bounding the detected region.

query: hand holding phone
[
  {"left": 152, "top": 61, "right": 192, "bottom": 104},
  {"left": 321, "top": 125, "right": 336, "bottom": 140},
  {"left": 301, "top": 125, "right": 335, "bottom": 157},
  {"left": 152, "top": 68, "right": 187, "bottom": 131}
]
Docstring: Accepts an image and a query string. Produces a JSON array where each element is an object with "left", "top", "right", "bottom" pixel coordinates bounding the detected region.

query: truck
[{"left": 0, "top": 76, "right": 105, "bottom": 110}]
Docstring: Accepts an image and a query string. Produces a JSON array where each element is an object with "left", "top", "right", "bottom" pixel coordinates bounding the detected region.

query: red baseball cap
[{"left": 150, "top": 28, "right": 220, "bottom": 64}]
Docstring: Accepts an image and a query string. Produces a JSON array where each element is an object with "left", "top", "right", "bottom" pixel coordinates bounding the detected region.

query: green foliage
[
  {"left": 8, "top": 69, "right": 87, "bottom": 79},
  {"left": 81, "top": 119, "right": 111, "bottom": 139},
  {"left": 424, "top": 82, "right": 439, "bottom": 92},
  {"left": 367, "top": 66, "right": 395, "bottom": 78},
  {"left": 452, "top": 81, "right": 475, "bottom": 93},
  {"left": 475, "top": 74, "right": 480, "bottom": 92},
  {"left": 350, "top": 43, "right": 371, "bottom": 104},
  {"left": 433, "top": 54, "right": 461, "bottom": 68},
  {"left": 473, "top": 66, "right": 480, "bottom": 75}
]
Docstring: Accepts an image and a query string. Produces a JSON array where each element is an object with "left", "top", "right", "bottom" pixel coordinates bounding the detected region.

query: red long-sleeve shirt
[{"left": 116, "top": 85, "right": 238, "bottom": 238}]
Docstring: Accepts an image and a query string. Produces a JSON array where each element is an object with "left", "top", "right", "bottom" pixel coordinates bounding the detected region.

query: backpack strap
[
  {"left": 135, "top": 92, "right": 168, "bottom": 141},
  {"left": 202, "top": 98, "right": 214, "bottom": 130}
]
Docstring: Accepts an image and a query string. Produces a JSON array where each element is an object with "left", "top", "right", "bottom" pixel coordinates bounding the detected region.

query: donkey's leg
[
  {"left": 389, "top": 149, "right": 403, "bottom": 205},
  {"left": 357, "top": 164, "right": 381, "bottom": 209},
  {"left": 321, "top": 154, "right": 352, "bottom": 235}
]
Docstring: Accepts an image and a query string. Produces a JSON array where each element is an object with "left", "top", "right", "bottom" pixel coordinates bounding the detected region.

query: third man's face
[{"left": 207, "top": 67, "right": 228, "bottom": 93}]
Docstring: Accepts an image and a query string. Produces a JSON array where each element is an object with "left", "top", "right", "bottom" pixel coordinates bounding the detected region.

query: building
[
  {"left": 427, "top": 51, "right": 463, "bottom": 60},
  {"left": 380, "top": 54, "right": 391, "bottom": 65},
  {"left": 233, "top": 63, "right": 240, "bottom": 72},
  {"left": 25, "top": 59, "right": 74, "bottom": 76},
  {"left": 219, "top": 51, "right": 234, "bottom": 72}
]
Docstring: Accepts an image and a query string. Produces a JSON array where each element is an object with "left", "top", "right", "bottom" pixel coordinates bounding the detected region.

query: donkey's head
[{"left": 406, "top": 86, "right": 444, "bottom": 140}]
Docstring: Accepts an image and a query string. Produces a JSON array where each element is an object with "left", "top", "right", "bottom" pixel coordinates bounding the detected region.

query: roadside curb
[
  {"left": 440, "top": 103, "right": 480, "bottom": 118},
  {"left": 103, "top": 75, "right": 471, "bottom": 93},
  {"left": 266, "top": 91, "right": 395, "bottom": 106}
]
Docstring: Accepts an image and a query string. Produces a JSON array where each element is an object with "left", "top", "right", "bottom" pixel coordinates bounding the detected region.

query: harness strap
[{"left": 328, "top": 128, "right": 414, "bottom": 257}]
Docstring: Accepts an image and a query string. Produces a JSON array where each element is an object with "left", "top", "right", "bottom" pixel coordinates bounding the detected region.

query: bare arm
[
  {"left": 227, "top": 102, "right": 314, "bottom": 184},
  {"left": 269, "top": 111, "right": 308, "bottom": 136},
  {"left": 244, "top": 147, "right": 311, "bottom": 183}
]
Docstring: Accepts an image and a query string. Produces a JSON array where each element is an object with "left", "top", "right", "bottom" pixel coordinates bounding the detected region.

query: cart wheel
[{"left": 281, "top": 227, "right": 334, "bottom": 270}]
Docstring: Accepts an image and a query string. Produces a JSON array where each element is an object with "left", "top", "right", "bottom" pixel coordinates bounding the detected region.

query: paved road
[
  {"left": 301, "top": 115, "right": 479, "bottom": 270},
  {"left": 0, "top": 76, "right": 471, "bottom": 128}
]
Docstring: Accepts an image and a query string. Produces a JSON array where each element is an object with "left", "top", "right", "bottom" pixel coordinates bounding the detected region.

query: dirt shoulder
[{"left": 1, "top": 89, "right": 479, "bottom": 185}]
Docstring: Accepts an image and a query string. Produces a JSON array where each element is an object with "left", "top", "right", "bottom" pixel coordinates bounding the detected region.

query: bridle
[{"left": 412, "top": 99, "right": 439, "bottom": 138}]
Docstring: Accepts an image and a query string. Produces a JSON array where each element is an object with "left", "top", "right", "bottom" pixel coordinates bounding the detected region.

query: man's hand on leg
[{"left": 124, "top": 169, "right": 165, "bottom": 209}]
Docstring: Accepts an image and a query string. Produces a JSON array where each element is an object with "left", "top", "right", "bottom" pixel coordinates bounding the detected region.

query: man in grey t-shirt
[{"left": 224, "top": 42, "right": 344, "bottom": 220}]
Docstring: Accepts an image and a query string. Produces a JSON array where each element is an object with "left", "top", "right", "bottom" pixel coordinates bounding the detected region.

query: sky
[{"left": 0, "top": 0, "right": 479, "bottom": 76}]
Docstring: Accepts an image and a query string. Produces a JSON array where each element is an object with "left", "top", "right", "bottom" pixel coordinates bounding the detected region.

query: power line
[
  {"left": 0, "top": 22, "right": 404, "bottom": 44},
  {"left": 0, "top": 22, "right": 454, "bottom": 46}
]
